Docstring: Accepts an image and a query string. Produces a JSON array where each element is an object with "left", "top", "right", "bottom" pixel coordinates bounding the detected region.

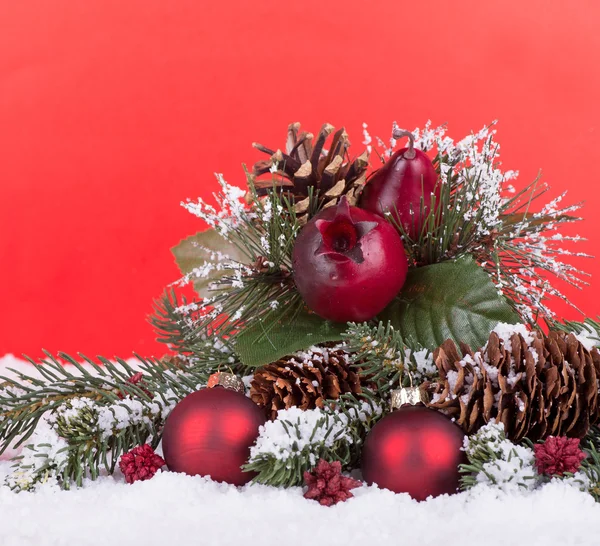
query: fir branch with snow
[
  {"left": 245, "top": 398, "right": 381, "bottom": 487},
  {"left": 371, "top": 121, "right": 589, "bottom": 324},
  {"left": 342, "top": 321, "right": 438, "bottom": 396},
  {"left": 460, "top": 422, "right": 539, "bottom": 493}
]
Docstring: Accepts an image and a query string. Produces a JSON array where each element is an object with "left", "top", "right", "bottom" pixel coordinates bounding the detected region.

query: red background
[{"left": 1, "top": 0, "right": 599, "bottom": 359}]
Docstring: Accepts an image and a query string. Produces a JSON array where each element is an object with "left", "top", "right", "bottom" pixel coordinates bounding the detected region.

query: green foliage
[
  {"left": 342, "top": 321, "right": 438, "bottom": 395},
  {"left": 244, "top": 394, "right": 382, "bottom": 487},
  {"left": 172, "top": 229, "right": 248, "bottom": 298},
  {"left": 459, "top": 423, "right": 537, "bottom": 491},
  {"left": 0, "top": 352, "right": 209, "bottom": 490},
  {"left": 580, "top": 426, "right": 600, "bottom": 501},
  {"left": 553, "top": 317, "right": 600, "bottom": 346},
  {"left": 379, "top": 256, "right": 520, "bottom": 351},
  {"left": 233, "top": 305, "right": 347, "bottom": 368}
]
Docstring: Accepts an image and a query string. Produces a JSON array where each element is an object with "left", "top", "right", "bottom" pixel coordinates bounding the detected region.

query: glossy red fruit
[
  {"left": 292, "top": 196, "right": 408, "bottom": 323},
  {"left": 361, "top": 404, "right": 466, "bottom": 501},
  {"left": 161, "top": 387, "right": 266, "bottom": 486},
  {"left": 360, "top": 129, "right": 438, "bottom": 239}
]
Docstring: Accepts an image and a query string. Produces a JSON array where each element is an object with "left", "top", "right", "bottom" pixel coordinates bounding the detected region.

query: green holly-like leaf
[
  {"left": 234, "top": 255, "right": 520, "bottom": 368},
  {"left": 379, "top": 255, "right": 520, "bottom": 350},
  {"left": 171, "top": 229, "right": 248, "bottom": 298},
  {"left": 234, "top": 307, "right": 347, "bottom": 368}
]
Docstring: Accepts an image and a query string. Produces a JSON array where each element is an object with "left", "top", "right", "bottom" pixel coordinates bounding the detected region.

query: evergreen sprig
[
  {"left": 553, "top": 317, "right": 600, "bottom": 345},
  {"left": 244, "top": 394, "right": 382, "bottom": 487},
  {"left": 342, "top": 322, "right": 438, "bottom": 395},
  {"left": 0, "top": 352, "right": 212, "bottom": 490}
]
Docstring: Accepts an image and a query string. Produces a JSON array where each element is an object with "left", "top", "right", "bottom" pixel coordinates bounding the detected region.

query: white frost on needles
[
  {"left": 250, "top": 407, "right": 351, "bottom": 465},
  {"left": 464, "top": 422, "right": 538, "bottom": 493}
]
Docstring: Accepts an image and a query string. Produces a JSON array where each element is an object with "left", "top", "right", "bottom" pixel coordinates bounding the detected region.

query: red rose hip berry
[{"left": 292, "top": 197, "right": 408, "bottom": 322}]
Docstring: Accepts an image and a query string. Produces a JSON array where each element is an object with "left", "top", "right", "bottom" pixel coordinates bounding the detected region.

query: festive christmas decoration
[
  {"left": 360, "top": 128, "right": 438, "bottom": 238},
  {"left": 119, "top": 444, "right": 165, "bottom": 484},
  {"left": 303, "top": 459, "right": 362, "bottom": 506},
  {"left": 534, "top": 437, "right": 586, "bottom": 477},
  {"left": 161, "top": 385, "right": 266, "bottom": 486},
  {"left": 361, "top": 387, "right": 466, "bottom": 501},
  {"left": 2, "top": 120, "right": 600, "bottom": 512},
  {"left": 250, "top": 346, "right": 364, "bottom": 419},
  {"left": 293, "top": 197, "right": 408, "bottom": 322},
  {"left": 251, "top": 123, "right": 369, "bottom": 224},
  {"left": 427, "top": 326, "right": 600, "bottom": 441}
]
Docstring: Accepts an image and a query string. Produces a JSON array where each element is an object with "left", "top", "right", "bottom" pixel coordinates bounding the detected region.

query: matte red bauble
[
  {"left": 360, "top": 129, "right": 439, "bottom": 239},
  {"left": 162, "top": 385, "right": 266, "bottom": 486},
  {"left": 292, "top": 196, "right": 408, "bottom": 323},
  {"left": 361, "top": 389, "right": 466, "bottom": 501}
]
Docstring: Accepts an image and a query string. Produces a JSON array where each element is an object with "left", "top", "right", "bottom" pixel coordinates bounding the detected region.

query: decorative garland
[{"left": 1, "top": 121, "right": 599, "bottom": 506}]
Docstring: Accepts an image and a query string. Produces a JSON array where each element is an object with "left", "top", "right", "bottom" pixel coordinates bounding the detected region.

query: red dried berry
[
  {"left": 117, "top": 372, "right": 152, "bottom": 399},
  {"left": 119, "top": 444, "right": 165, "bottom": 484},
  {"left": 303, "top": 459, "right": 362, "bottom": 506},
  {"left": 534, "top": 436, "right": 586, "bottom": 477}
]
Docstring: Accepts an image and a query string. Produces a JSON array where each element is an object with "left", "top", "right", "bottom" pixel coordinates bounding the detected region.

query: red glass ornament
[
  {"left": 162, "top": 387, "right": 266, "bottom": 486},
  {"left": 360, "top": 129, "right": 439, "bottom": 239},
  {"left": 361, "top": 403, "right": 466, "bottom": 501},
  {"left": 292, "top": 196, "right": 408, "bottom": 322}
]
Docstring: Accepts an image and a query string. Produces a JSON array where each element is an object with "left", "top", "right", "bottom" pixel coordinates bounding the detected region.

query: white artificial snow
[
  {"left": 2, "top": 356, "right": 600, "bottom": 545},
  {"left": 0, "top": 462, "right": 599, "bottom": 546}
]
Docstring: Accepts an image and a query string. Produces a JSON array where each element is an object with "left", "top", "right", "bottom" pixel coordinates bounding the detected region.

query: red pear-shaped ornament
[
  {"left": 360, "top": 128, "right": 438, "bottom": 239},
  {"left": 292, "top": 197, "right": 408, "bottom": 323}
]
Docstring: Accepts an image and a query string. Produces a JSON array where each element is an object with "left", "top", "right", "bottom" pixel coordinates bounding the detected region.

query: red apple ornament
[
  {"left": 292, "top": 196, "right": 408, "bottom": 322},
  {"left": 360, "top": 128, "right": 439, "bottom": 239}
]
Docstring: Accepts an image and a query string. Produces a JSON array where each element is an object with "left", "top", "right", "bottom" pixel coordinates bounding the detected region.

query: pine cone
[
  {"left": 426, "top": 330, "right": 600, "bottom": 442},
  {"left": 250, "top": 123, "right": 369, "bottom": 224},
  {"left": 250, "top": 347, "right": 363, "bottom": 419}
]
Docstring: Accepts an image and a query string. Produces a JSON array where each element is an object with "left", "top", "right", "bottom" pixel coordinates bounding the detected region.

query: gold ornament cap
[
  {"left": 207, "top": 372, "right": 245, "bottom": 394},
  {"left": 390, "top": 386, "right": 429, "bottom": 410}
]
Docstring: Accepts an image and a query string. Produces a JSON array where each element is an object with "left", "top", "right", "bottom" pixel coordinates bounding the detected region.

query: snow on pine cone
[
  {"left": 250, "top": 122, "right": 369, "bottom": 224},
  {"left": 250, "top": 346, "right": 364, "bottom": 420},
  {"left": 425, "top": 328, "right": 600, "bottom": 442}
]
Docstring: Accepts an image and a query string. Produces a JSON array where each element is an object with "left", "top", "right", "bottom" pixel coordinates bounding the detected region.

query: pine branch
[
  {"left": 244, "top": 395, "right": 382, "bottom": 487},
  {"left": 580, "top": 426, "right": 600, "bottom": 501},
  {"left": 459, "top": 422, "right": 538, "bottom": 492},
  {"left": 0, "top": 352, "right": 217, "bottom": 490},
  {"left": 342, "top": 322, "right": 438, "bottom": 395},
  {"left": 552, "top": 317, "right": 600, "bottom": 346},
  {"left": 375, "top": 122, "right": 589, "bottom": 325}
]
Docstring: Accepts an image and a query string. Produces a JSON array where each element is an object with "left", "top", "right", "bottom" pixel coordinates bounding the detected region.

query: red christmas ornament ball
[
  {"left": 162, "top": 387, "right": 266, "bottom": 486},
  {"left": 292, "top": 196, "right": 408, "bottom": 323},
  {"left": 361, "top": 405, "right": 466, "bottom": 501}
]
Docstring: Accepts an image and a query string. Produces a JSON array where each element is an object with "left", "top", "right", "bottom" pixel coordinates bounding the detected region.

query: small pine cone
[
  {"left": 250, "top": 347, "right": 363, "bottom": 419},
  {"left": 250, "top": 123, "right": 369, "bottom": 224},
  {"left": 426, "top": 329, "right": 600, "bottom": 442}
]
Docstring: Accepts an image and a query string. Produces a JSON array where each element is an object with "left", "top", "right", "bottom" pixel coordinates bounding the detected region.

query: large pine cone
[
  {"left": 250, "top": 347, "right": 363, "bottom": 419},
  {"left": 426, "top": 329, "right": 600, "bottom": 442},
  {"left": 250, "top": 123, "right": 369, "bottom": 224}
]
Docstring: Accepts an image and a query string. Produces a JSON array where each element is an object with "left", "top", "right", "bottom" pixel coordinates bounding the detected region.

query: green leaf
[
  {"left": 171, "top": 229, "right": 248, "bottom": 298},
  {"left": 379, "top": 256, "right": 520, "bottom": 350},
  {"left": 234, "top": 307, "right": 347, "bottom": 368}
]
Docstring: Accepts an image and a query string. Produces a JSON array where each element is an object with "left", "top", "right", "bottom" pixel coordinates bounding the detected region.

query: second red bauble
[
  {"left": 161, "top": 387, "right": 266, "bottom": 486},
  {"left": 361, "top": 405, "right": 466, "bottom": 501}
]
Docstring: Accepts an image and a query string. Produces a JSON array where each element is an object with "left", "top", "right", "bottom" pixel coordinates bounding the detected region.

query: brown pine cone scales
[
  {"left": 426, "top": 328, "right": 600, "bottom": 442},
  {"left": 250, "top": 346, "right": 363, "bottom": 420},
  {"left": 250, "top": 122, "right": 369, "bottom": 224}
]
